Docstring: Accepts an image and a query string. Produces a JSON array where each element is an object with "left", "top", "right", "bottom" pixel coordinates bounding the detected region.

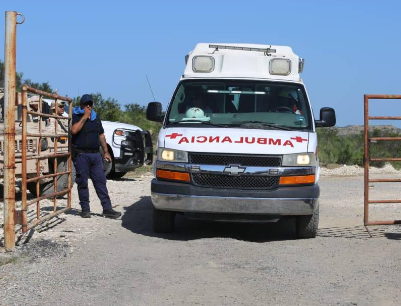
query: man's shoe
[
  {"left": 80, "top": 210, "right": 91, "bottom": 218},
  {"left": 102, "top": 208, "right": 121, "bottom": 219}
]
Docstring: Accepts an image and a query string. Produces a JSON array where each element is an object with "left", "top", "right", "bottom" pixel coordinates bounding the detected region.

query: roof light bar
[
  {"left": 207, "top": 90, "right": 266, "bottom": 95},
  {"left": 209, "top": 44, "right": 276, "bottom": 54}
]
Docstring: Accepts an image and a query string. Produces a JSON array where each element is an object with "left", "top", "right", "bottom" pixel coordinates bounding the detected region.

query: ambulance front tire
[
  {"left": 296, "top": 205, "right": 319, "bottom": 239},
  {"left": 153, "top": 207, "right": 175, "bottom": 233}
]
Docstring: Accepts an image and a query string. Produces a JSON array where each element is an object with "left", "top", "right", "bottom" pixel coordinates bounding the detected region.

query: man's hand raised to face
[{"left": 83, "top": 105, "right": 92, "bottom": 119}]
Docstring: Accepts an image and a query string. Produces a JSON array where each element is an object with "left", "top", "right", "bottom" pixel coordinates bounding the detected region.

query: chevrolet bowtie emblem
[{"left": 223, "top": 165, "right": 246, "bottom": 175}]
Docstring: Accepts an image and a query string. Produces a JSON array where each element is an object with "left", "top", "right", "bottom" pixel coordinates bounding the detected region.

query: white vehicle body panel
[
  {"left": 102, "top": 120, "right": 142, "bottom": 158},
  {"left": 184, "top": 43, "right": 301, "bottom": 82}
]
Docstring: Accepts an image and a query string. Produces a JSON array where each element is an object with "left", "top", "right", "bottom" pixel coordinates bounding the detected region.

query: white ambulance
[{"left": 147, "top": 43, "right": 335, "bottom": 238}]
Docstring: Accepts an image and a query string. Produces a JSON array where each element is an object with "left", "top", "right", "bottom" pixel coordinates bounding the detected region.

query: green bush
[{"left": 317, "top": 127, "right": 401, "bottom": 168}]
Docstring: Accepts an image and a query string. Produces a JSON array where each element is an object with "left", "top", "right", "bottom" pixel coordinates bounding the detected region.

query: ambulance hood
[
  {"left": 160, "top": 127, "right": 312, "bottom": 155},
  {"left": 102, "top": 121, "right": 142, "bottom": 132}
]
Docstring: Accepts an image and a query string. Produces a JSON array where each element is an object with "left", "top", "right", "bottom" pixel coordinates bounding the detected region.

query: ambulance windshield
[{"left": 167, "top": 80, "right": 312, "bottom": 130}]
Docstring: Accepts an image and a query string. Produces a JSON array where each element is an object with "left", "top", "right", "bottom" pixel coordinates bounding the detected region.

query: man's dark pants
[{"left": 74, "top": 152, "right": 112, "bottom": 212}]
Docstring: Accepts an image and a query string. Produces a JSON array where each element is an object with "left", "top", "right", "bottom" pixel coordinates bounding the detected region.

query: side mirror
[
  {"left": 315, "top": 107, "right": 336, "bottom": 127},
  {"left": 146, "top": 102, "right": 163, "bottom": 122}
]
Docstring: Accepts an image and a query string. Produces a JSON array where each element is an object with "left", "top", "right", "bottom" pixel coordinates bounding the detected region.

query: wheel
[
  {"left": 153, "top": 208, "right": 175, "bottom": 233},
  {"left": 296, "top": 205, "right": 319, "bottom": 239},
  {"left": 27, "top": 158, "right": 76, "bottom": 198},
  {"left": 99, "top": 146, "right": 113, "bottom": 177},
  {"left": 107, "top": 171, "right": 127, "bottom": 180}
]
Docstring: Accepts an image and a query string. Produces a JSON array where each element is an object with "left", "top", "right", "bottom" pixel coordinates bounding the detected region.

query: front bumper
[
  {"left": 151, "top": 179, "right": 319, "bottom": 216},
  {"left": 114, "top": 157, "right": 142, "bottom": 172}
]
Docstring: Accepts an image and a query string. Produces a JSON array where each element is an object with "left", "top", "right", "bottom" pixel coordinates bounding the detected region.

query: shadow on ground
[
  {"left": 108, "top": 177, "right": 138, "bottom": 182},
  {"left": 122, "top": 196, "right": 401, "bottom": 242},
  {"left": 121, "top": 196, "right": 300, "bottom": 243},
  {"left": 317, "top": 224, "right": 401, "bottom": 240}
]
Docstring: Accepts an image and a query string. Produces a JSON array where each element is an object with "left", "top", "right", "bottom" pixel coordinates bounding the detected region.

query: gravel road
[{"left": 1, "top": 170, "right": 401, "bottom": 306}]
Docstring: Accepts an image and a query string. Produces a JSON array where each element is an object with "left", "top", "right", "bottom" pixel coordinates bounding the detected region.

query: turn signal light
[
  {"left": 156, "top": 169, "right": 190, "bottom": 182},
  {"left": 279, "top": 175, "right": 315, "bottom": 185}
]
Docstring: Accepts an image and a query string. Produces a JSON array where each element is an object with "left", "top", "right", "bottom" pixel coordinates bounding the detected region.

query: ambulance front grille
[
  {"left": 189, "top": 153, "right": 281, "bottom": 167},
  {"left": 192, "top": 173, "right": 279, "bottom": 190}
]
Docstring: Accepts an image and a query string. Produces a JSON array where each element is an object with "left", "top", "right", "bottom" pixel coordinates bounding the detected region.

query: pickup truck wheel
[
  {"left": 27, "top": 158, "right": 76, "bottom": 198},
  {"left": 296, "top": 205, "right": 319, "bottom": 239},
  {"left": 153, "top": 208, "right": 175, "bottom": 233},
  {"left": 108, "top": 171, "right": 126, "bottom": 179}
]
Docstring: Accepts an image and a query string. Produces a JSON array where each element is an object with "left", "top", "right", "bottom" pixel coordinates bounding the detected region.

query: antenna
[{"left": 146, "top": 75, "right": 156, "bottom": 101}]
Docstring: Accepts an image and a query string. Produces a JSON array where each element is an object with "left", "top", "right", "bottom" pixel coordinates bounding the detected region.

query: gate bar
[
  {"left": 26, "top": 189, "right": 70, "bottom": 206},
  {"left": 369, "top": 116, "right": 401, "bottom": 120},
  {"left": 21, "top": 89, "right": 28, "bottom": 232},
  {"left": 26, "top": 171, "right": 71, "bottom": 183},
  {"left": 369, "top": 200, "right": 401, "bottom": 204},
  {"left": 369, "top": 179, "right": 401, "bottom": 183},
  {"left": 26, "top": 207, "right": 70, "bottom": 231},
  {"left": 27, "top": 111, "right": 69, "bottom": 119},
  {"left": 370, "top": 137, "right": 401, "bottom": 141},
  {"left": 25, "top": 153, "right": 70, "bottom": 160},
  {"left": 370, "top": 158, "right": 401, "bottom": 162}
]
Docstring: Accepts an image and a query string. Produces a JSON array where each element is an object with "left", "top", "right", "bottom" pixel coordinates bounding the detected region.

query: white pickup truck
[{"left": 101, "top": 121, "right": 153, "bottom": 179}]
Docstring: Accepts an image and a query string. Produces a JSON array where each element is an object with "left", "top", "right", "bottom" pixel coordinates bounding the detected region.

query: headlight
[
  {"left": 282, "top": 153, "right": 316, "bottom": 166},
  {"left": 157, "top": 148, "right": 188, "bottom": 163},
  {"left": 114, "top": 129, "right": 129, "bottom": 136}
]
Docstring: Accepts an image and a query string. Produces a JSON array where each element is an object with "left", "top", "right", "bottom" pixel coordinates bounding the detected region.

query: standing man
[
  {"left": 51, "top": 100, "right": 68, "bottom": 117},
  {"left": 49, "top": 100, "right": 68, "bottom": 133},
  {"left": 71, "top": 94, "right": 121, "bottom": 219}
]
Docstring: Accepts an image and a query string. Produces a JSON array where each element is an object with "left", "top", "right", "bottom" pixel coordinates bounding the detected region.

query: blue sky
[{"left": 2, "top": 0, "right": 401, "bottom": 127}]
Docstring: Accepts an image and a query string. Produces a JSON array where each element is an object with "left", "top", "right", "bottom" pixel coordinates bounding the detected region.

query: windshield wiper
[
  {"left": 168, "top": 120, "right": 229, "bottom": 128},
  {"left": 239, "top": 121, "right": 294, "bottom": 131}
]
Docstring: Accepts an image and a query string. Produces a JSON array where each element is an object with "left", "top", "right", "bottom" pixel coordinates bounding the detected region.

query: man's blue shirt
[{"left": 72, "top": 114, "right": 105, "bottom": 150}]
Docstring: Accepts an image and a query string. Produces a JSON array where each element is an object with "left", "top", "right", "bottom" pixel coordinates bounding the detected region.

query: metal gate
[
  {"left": 364, "top": 94, "right": 401, "bottom": 226},
  {"left": 20, "top": 86, "right": 73, "bottom": 233},
  {"left": 2, "top": 11, "right": 73, "bottom": 250}
]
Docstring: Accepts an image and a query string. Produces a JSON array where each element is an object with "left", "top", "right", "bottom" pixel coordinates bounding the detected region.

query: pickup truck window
[{"left": 167, "top": 80, "right": 312, "bottom": 130}]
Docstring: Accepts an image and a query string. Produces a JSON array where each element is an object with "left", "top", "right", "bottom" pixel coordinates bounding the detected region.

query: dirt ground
[{"left": 1, "top": 172, "right": 401, "bottom": 306}]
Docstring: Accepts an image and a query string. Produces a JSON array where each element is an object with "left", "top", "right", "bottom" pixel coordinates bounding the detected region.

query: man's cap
[
  {"left": 50, "top": 100, "right": 66, "bottom": 109},
  {"left": 80, "top": 94, "right": 94, "bottom": 104}
]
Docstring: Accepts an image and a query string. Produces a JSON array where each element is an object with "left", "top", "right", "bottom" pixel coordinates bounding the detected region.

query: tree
[
  {"left": 91, "top": 93, "right": 123, "bottom": 122},
  {"left": 23, "top": 79, "right": 53, "bottom": 93},
  {"left": 0, "top": 59, "right": 24, "bottom": 90}
]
